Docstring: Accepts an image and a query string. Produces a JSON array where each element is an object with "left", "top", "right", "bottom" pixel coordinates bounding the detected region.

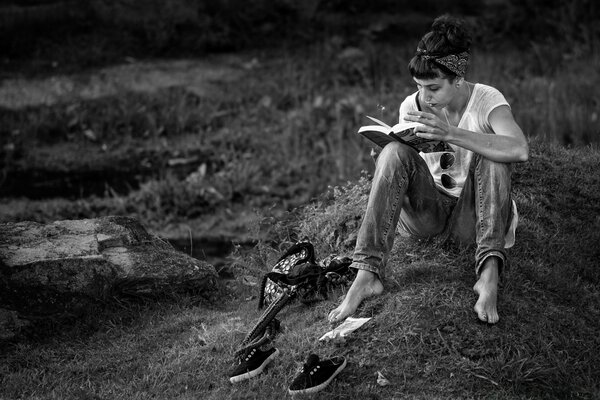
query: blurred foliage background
[{"left": 1, "top": 0, "right": 598, "bottom": 67}]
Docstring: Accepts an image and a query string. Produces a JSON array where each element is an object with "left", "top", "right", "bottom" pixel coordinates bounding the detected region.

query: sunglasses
[{"left": 440, "top": 152, "right": 457, "bottom": 189}]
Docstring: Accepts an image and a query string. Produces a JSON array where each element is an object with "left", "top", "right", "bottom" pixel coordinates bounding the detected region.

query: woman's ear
[{"left": 454, "top": 77, "right": 464, "bottom": 87}]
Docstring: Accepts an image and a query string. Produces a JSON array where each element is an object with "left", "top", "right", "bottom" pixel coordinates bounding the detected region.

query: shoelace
[
  {"left": 307, "top": 365, "right": 321, "bottom": 375},
  {"left": 301, "top": 354, "right": 321, "bottom": 375},
  {"left": 240, "top": 348, "right": 257, "bottom": 363}
]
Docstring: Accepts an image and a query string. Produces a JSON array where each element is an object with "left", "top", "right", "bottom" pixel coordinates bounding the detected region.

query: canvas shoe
[
  {"left": 288, "top": 354, "right": 347, "bottom": 395},
  {"left": 229, "top": 347, "right": 279, "bottom": 383}
]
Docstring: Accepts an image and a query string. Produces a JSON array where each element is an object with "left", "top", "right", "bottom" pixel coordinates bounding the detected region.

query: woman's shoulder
[
  {"left": 471, "top": 83, "right": 510, "bottom": 121},
  {"left": 472, "top": 83, "right": 508, "bottom": 105},
  {"left": 473, "top": 83, "right": 505, "bottom": 98},
  {"left": 399, "top": 91, "right": 419, "bottom": 112}
]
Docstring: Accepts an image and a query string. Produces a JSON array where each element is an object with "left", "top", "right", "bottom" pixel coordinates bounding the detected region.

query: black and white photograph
[{"left": 1, "top": 1, "right": 599, "bottom": 399}]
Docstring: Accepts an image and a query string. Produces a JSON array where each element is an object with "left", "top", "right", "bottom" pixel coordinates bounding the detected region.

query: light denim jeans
[{"left": 352, "top": 141, "right": 513, "bottom": 280}]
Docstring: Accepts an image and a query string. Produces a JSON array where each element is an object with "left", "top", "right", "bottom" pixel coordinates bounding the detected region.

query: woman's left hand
[{"left": 404, "top": 110, "right": 453, "bottom": 141}]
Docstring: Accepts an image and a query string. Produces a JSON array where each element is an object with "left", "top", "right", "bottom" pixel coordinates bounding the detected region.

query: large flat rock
[{"left": 0, "top": 216, "right": 220, "bottom": 313}]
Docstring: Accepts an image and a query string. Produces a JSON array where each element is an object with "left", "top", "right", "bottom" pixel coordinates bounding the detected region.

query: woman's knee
[{"left": 378, "top": 142, "right": 419, "bottom": 166}]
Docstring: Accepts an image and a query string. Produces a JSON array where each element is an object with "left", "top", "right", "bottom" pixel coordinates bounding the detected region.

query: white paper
[{"left": 319, "top": 317, "right": 372, "bottom": 342}]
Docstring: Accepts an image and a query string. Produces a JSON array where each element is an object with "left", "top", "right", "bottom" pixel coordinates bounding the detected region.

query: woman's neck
[{"left": 445, "top": 82, "right": 472, "bottom": 115}]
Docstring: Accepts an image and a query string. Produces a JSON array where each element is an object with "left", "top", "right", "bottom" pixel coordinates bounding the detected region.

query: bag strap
[
  {"left": 266, "top": 266, "right": 321, "bottom": 286},
  {"left": 274, "top": 240, "right": 316, "bottom": 266},
  {"left": 257, "top": 274, "right": 272, "bottom": 310},
  {"left": 235, "top": 289, "right": 294, "bottom": 359}
]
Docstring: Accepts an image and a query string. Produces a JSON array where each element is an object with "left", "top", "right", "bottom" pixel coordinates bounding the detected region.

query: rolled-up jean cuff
[
  {"left": 350, "top": 261, "right": 383, "bottom": 280},
  {"left": 475, "top": 250, "right": 507, "bottom": 276}
]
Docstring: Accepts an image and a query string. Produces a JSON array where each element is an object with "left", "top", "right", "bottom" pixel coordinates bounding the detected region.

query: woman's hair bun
[{"left": 431, "top": 14, "right": 471, "bottom": 51}]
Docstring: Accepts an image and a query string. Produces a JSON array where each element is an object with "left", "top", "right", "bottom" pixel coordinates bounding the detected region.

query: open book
[{"left": 358, "top": 116, "right": 453, "bottom": 153}]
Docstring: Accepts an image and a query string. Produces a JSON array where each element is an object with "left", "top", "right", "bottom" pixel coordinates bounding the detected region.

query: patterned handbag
[{"left": 257, "top": 240, "right": 317, "bottom": 309}]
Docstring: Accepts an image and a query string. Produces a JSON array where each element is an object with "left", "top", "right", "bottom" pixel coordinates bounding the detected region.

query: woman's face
[{"left": 413, "top": 76, "right": 459, "bottom": 109}]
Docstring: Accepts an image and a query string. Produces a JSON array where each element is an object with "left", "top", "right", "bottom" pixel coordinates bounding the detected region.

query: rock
[{"left": 0, "top": 216, "right": 220, "bottom": 317}]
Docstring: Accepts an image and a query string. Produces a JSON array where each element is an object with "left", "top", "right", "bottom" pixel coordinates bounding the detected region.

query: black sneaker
[
  {"left": 229, "top": 347, "right": 279, "bottom": 383},
  {"left": 288, "top": 354, "right": 347, "bottom": 395}
]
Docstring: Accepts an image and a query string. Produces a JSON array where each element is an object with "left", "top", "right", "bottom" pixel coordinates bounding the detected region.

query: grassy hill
[{"left": 1, "top": 139, "right": 599, "bottom": 400}]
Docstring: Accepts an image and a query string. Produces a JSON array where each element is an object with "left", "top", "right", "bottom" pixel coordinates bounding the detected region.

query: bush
[{"left": 297, "top": 174, "right": 371, "bottom": 257}]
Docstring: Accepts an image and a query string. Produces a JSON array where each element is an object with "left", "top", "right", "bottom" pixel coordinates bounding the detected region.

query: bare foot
[
  {"left": 473, "top": 259, "right": 500, "bottom": 324},
  {"left": 328, "top": 269, "right": 384, "bottom": 324}
]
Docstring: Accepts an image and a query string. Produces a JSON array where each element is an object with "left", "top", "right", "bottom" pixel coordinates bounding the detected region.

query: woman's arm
[{"left": 405, "top": 105, "right": 529, "bottom": 163}]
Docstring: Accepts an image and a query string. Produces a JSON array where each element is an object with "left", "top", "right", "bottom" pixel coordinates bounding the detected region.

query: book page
[
  {"left": 357, "top": 127, "right": 396, "bottom": 148},
  {"left": 357, "top": 125, "right": 390, "bottom": 135},
  {"left": 390, "top": 121, "right": 423, "bottom": 133},
  {"left": 365, "top": 115, "right": 392, "bottom": 129}
]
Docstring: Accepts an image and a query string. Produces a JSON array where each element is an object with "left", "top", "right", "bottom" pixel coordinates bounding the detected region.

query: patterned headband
[{"left": 416, "top": 47, "right": 470, "bottom": 77}]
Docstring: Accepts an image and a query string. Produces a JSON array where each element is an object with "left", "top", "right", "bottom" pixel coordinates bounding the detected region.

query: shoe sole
[
  {"left": 288, "top": 357, "right": 347, "bottom": 395},
  {"left": 229, "top": 348, "right": 280, "bottom": 383}
]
